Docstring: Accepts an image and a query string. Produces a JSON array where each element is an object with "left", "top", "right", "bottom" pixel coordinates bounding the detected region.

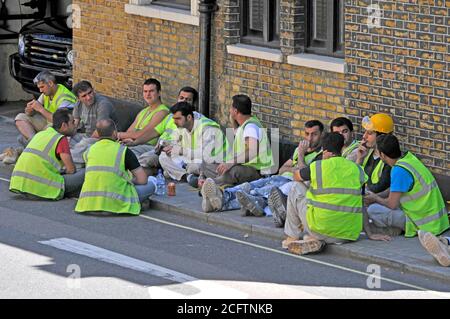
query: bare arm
[
  {"left": 60, "top": 153, "right": 76, "bottom": 174},
  {"left": 278, "top": 159, "right": 294, "bottom": 176},
  {"left": 131, "top": 166, "right": 148, "bottom": 185}
]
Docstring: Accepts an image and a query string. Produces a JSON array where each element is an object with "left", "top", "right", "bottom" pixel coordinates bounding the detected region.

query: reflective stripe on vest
[
  {"left": 307, "top": 199, "right": 363, "bottom": 214},
  {"left": 78, "top": 191, "right": 140, "bottom": 204},
  {"left": 406, "top": 207, "right": 447, "bottom": 227},
  {"left": 43, "top": 84, "right": 76, "bottom": 113},
  {"left": 11, "top": 171, "right": 63, "bottom": 189},
  {"left": 342, "top": 140, "right": 359, "bottom": 158}
]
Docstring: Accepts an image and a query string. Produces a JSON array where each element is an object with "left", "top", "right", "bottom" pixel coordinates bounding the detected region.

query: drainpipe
[{"left": 198, "top": 0, "right": 217, "bottom": 117}]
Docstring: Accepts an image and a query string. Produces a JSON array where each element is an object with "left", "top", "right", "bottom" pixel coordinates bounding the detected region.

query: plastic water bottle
[{"left": 155, "top": 169, "right": 166, "bottom": 196}]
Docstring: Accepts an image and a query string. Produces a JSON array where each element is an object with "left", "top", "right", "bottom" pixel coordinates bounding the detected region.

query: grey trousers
[
  {"left": 284, "top": 181, "right": 347, "bottom": 244},
  {"left": 367, "top": 203, "right": 406, "bottom": 230},
  {"left": 62, "top": 168, "right": 85, "bottom": 196},
  {"left": 200, "top": 162, "right": 261, "bottom": 187}
]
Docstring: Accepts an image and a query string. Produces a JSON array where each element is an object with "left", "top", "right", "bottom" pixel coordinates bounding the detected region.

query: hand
[
  {"left": 122, "top": 138, "right": 135, "bottom": 146},
  {"left": 31, "top": 100, "right": 44, "bottom": 113},
  {"left": 216, "top": 163, "right": 233, "bottom": 176},
  {"left": 298, "top": 140, "right": 309, "bottom": 156},
  {"left": 368, "top": 233, "right": 392, "bottom": 242},
  {"left": 364, "top": 193, "right": 377, "bottom": 206},
  {"left": 356, "top": 142, "right": 368, "bottom": 162},
  {"left": 163, "top": 145, "right": 173, "bottom": 156}
]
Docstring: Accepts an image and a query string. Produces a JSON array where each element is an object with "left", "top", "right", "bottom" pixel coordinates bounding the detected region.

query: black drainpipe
[{"left": 198, "top": 0, "right": 217, "bottom": 118}]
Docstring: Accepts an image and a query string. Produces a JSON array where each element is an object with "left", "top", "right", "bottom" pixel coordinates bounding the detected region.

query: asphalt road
[{"left": 0, "top": 102, "right": 449, "bottom": 299}]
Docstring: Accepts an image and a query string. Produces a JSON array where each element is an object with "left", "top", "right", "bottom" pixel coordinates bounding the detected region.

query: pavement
[{"left": 1, "top": 101, "right": 450, "bottom": 285}]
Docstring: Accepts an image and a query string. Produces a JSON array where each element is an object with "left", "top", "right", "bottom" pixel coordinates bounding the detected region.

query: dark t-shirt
[{"left": 124, "top": 148, "right": 140, "bottom": 171}]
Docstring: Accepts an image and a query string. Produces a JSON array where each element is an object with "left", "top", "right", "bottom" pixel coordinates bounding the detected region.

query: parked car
[{"left": 9, "top": 17, "right": 73, "bottom": 96}]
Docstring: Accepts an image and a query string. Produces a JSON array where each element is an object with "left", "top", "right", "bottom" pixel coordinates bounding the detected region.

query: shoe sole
[
  {"left": 288, "top": 241, "right": 326, "bottom": 255},
  {"left": 236, "top": 191, "right": 264, "bottom": 217},
  {"left": 201, "top": 179, "right": 222, "bottom": 211},
  {"left": 419, "top": 232, "right": 450, "bottom": 267},
  {"left": 269, "top": 188, "right": 286, "bottom": 227}
]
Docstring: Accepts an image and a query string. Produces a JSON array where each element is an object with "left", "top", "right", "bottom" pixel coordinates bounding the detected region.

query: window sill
[
  {"left": 226, "top": 44, "right": 283, "bottom": 63},
  {"left": 125, "top": 3, "right": 199, "bottom": 26},
  {"left": 287, "top": 53, "right": 346, "bottom": 73}
]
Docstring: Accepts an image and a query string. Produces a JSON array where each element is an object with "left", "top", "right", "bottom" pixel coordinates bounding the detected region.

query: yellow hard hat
[{"left": 362, "top": 113, "right": 394, "bottom": 134}]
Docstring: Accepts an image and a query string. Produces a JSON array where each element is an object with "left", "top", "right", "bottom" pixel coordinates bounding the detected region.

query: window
[
  {"left": 241, "top": 0, "right": 280, "bottom": 48},
  {"left": 152, "top": 0, "right": 190, "bottom": 10},
  {"left": 306, "top": 0, "right": 344, "bottom": 57}
]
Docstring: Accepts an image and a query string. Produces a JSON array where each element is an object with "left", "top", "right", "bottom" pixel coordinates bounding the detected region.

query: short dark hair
[
  {"left": 178, "top": 86, "right": 199, "bottom": 105},
  {"left": 322, "top": 132, "right": 344, "bottom": 156},
  {"left": 330, "top": 117, "right": 354, "bottom": 132},
  {"left": 170, "top": 101, "right": 194, "bottom": 118},
  {"left": 52, "top": 108, "right": 72, "bottom": 130},
  {"left": 305, "top": 120, "right": 324, "bottom": 132},
  {"left": 72, "top": 80, "right": 93, "bottom": 97},
  {"left": 232, "top": 94, "right": 252, "bottom": 115},
  {"left": 96, "top": 119, "right": 117, "bottom": 138},
  {"left": 143, "top": 78, "right": 161, "bottom": 92},
  {"left": 376, "top": 134, "right": 401, "bottom": 159}
]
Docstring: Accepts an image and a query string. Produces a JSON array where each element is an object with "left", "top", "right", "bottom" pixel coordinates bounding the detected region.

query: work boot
[
  {"left": 268, "top": 187, "right": 287, "bottom": 228},
  {"left": 236, "top": 191, "right": 266, "bottom": 217},
  {"left": 418, "top": 230, "right": 450, "bottom": 267},
  {"left": 0, "top": 147, "right": 13, "bottom": 161},
  {"left": 2, "top": 147, "right": 20, "bottom": 164},
  {"left": 288, "top": 239, "right": 326, "bottom": 256},
  {"left": 281, "top": 236, "right": 298, "bottom": 249},
  {"left": 201, "top": 178, "right": 223, "bottom": 212},
  {"left": 187, "top": 174, "right": 199, "bottom": 188}
]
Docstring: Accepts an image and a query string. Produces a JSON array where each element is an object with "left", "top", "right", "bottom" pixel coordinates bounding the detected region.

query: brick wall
[
  {"left": 345, "top": 0, "right": 449, "bottom": 176},
  {"left": 73, "top": 0, "right": 200, "bottom": 107}
]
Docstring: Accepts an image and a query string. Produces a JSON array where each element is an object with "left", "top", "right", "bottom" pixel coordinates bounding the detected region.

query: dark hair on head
[
  {"left": 96, "top": 119, "right": 117, "bottom": 138},
  {"left": 143, "top": 78, "right": 161, "bottom": 92},
  {"left": 52, "top": 108, "right": 72, "bottom": 130},
  {"left": 305, "top": 120, "right": 324, "bottom": 132},
  {"left": 170, "top": 101, "right": 194, "bottom": 118},
  {"left": 330, "top": 117, "right": 354, "bottom": 132},
  {"left": 376, "top": 134, "right": 401, "bottom": 159},
  {"left": 231, "top": 94, "right": 252, "bottom": 115},
  {"left": 322, "top": 132, "right": 344, "bottom": 156},
  {"left": 178, "top": 86, "right": 199, "bottom": 105},
  {"left": 72, "top": 80, "right": 93, "bottom": 97}
]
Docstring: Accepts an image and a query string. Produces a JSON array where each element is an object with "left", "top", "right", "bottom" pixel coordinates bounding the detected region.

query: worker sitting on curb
[
  {"left": 364, "top": 134, "right": 449, "bottom": 238},
  {"left": 282, "top": 132, "right": 390, "bottom": 255},
  {"left": 10, "top": 108, "right": 85, "bottom": 200},
  {"left": 75, "top": 119, "right": 157, "bottom": 215}
]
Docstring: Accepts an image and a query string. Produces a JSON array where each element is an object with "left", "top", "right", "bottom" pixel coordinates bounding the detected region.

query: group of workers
[{"left": 3, "top": 70, "right": 449, "bottom": 268}]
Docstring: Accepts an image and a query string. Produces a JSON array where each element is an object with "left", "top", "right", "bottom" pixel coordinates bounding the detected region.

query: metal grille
[{"left": 24, "top": 34, "right": 71, "bottom": 69}]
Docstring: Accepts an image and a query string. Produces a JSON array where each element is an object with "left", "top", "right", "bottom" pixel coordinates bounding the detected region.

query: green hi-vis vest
[
  {"left": 75, "top": 139, "right": 140, "bottom": 215},
  {"left": 134, "top": 104, "right": 169, "bottom": 145},
  {"left": 342, "top": 140, "right": 360, "bottom": 159},
  {"left": 306, "top": 157, "right": 368, "bottom": 241},
  {"left": 155, "top": 114, "right": 178, "bottom": 142},
  {"left": 281, "top": 148, "right": 323, "bottom": 179},
  {"left": 183, "top": 117, "right": 229, "bottom": 161},
  {"left": 395, "top": 152, "right": 449, "bottom": 237},
  {"left": 228, "top": 116, "right": 274, "bottom": 171},
  {"left": 9, "top": 127, "right": 65, "bottom": 200},
  {"left": 362, "top": 149, "right": 385, "bottom": 184},
  {"left": 43, "top": 84, "right": 76, "bottom": 114}
]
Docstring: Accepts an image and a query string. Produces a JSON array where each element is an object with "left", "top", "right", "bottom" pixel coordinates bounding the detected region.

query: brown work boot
[
  {"left": 418, "top": 230, "right": 450, "bottom": 267},
  {"left": 288, "top": 239, "right": 326, "bottom": 255},
  {"left": 281, "top": 236, "right": 298, "bottom": 249},
  {"left": 2, "top": 147, "right": 20, "bottom": 164}
]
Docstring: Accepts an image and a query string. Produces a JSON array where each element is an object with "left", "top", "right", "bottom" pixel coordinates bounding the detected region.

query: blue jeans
[
  {"left": 135, "top": 176, "right": 157, "bottom": 202},
  {"left": 222, "top": 175, "right": 291, "bottom": 211}
]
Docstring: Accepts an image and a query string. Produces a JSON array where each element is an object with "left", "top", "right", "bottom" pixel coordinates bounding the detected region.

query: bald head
[{"left": 96, "top": 119, "right": 117, "bottom": 138}]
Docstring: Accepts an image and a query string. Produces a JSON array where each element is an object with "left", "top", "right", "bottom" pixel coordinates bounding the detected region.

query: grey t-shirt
[{"left": 73, "top": 94, "right": 117, "bottom": 136}]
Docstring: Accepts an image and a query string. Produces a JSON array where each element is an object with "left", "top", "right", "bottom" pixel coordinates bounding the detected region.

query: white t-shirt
[{"left": 243, "top": 123, "right": 261, "bottom": 141}]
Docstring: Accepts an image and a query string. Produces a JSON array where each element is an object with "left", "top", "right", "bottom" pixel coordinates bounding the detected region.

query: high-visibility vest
[
  {"left": 155, "top": 114, "right": 178, "bottom": 142},
  {"left": 306, "top": 157, "right": 368, "bottom": 241},
  {"left": 395, "top": 152, "right": 449, "bottom": 237},
  {"left": 362, "top": 149, "right": 385, "bottom": 184},
  {"left": 228, "top": 116, "right": 274, "bottom": 171},
  {"left": 75, "top": 139, "right": 140, "bottom": 215},
  {"left": 342, "top": 140, "right": 360, "bottom": 159},
  {"left": 134, "top": 104, "right": 169, "bottom": 145},
  {"left": 282, "top": 148, "right": 322, "bottom": 179},
  {"left": 183, "top": 117, "right": 229, "bottom": 161},
  {"left": 9, "top": 127, "right": 65, "bottom": 200},
  {"left": 43, "top": 84, "right": 76, "bottom": 114}
]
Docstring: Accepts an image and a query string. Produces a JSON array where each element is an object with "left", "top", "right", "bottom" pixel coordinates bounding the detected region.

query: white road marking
[{"left": 0, "top": 175, "right": 439, "bottom": 293}]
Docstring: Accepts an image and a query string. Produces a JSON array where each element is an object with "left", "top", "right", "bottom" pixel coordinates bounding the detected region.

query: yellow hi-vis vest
[
  {"left": 75, "top": 139, "right": 140, "bottom": 215},
  {"left": 306, "top": 157, "right": 368, "bottom": 241},
  {"left": 182, "top": 117, "right": 229, "bottom": 161},
  {"left": 134, "top": 104, "right": 169, "bottom": 145},
  {"left": 228, "top": 116, "right": 274, "bottom": 172},
  {"left": 342, "top": 140, "right": 360, "bottom": 159},
  {"left": 395, "top": 152, "right": 449, "bottom": 237},
  {"left": 9, "top": 127, "right": 65, "bottom": 199},
  {"left": 43, "top": 84, "right": 76, "bottom": 114},
  {"left": 362, "top": 149, "right": 385, "bottom": 184},
  {"left": 281, "top": 148, "right": 323, "bottom": 179}
]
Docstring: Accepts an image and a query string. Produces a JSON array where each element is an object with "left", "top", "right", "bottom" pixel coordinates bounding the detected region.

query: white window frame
[{"left": 126, "top": 0, "right": 199, "bottom": 26}]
